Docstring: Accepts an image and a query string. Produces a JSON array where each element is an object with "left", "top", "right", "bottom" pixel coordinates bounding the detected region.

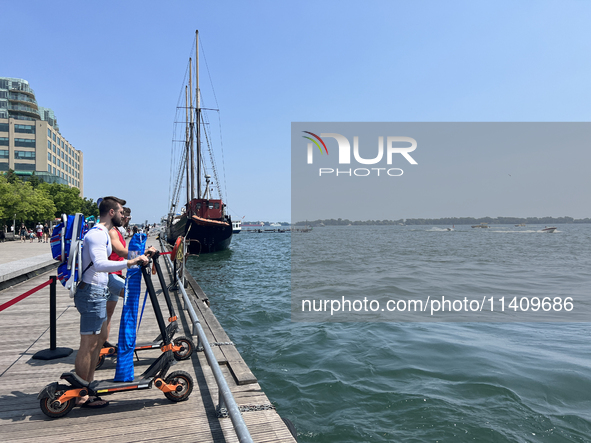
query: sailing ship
[{"left": 166, "top": 30, "right": 232, "bottom": 254}]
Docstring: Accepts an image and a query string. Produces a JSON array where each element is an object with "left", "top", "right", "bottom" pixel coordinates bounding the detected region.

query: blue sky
[{"left": 4, "top": 1, "right": 591, "bottom": 222}]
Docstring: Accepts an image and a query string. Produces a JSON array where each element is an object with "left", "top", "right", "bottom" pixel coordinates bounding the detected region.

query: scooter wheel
[
  {"left": 173, "top": 336, "right": 194, "bottom": 361},
  {"left": 164, "top": 370, "right": 193, "bottom": 402},
  {"left": 95, "top": 354, "right": 106, "bottom": 370},
  {"left": 40, "top": 394, "right": 75, "bottom": 419}
]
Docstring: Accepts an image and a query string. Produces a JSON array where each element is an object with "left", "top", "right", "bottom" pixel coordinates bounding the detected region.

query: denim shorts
[
  {"left": 107, "top": 274, "right": 126, "bottom": 302},
  {"left": 74, "top": 283, "right": 109, "bottom": 335}
]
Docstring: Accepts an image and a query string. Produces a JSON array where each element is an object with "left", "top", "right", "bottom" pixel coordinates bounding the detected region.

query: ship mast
[
  {"left": 196, "top": 29, "right": 201, "bottom": 198},
  {"left": 189, "top": 57, "right": 195, "bottom": 200},
  {"left": 185, "top": 85, "right": 190, "bottom": 206}
]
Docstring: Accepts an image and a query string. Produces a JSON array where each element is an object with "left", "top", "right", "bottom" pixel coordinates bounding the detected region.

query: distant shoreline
[{"left": 294, "top": 217, "right": 591, "bottom": 226}]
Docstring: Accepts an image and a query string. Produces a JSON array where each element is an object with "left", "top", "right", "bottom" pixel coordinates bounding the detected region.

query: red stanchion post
[{"left": 32, "top": 276, "right": 73, "bottom": 360}]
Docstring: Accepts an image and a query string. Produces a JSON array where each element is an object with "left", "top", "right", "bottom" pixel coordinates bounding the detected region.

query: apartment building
[{"left": 0, "top": 77, "right": 83, "bottom": 194}]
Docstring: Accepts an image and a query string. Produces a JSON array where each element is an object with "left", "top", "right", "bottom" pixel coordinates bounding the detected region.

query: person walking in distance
[
  {"left": 74, "top": 196, "right": 149, "bottom": 408},
  {"left": 19, "top": 223, "right": 27, "bottom": 243},
  {"left": 36, "top": 222, "right": 43, "bottom": 242},
  {"left": 43, "top": 222, "right": 50, "bottom": 243}
]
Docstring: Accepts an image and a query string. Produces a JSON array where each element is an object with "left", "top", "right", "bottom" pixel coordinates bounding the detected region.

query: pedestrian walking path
[{"left": 0, "top": 240, "right": 56, "bottom": 285}]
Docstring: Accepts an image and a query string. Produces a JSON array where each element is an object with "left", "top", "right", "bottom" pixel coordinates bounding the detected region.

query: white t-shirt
[{"left": 81, "top": 224, "right": 128, "bottom": 287}]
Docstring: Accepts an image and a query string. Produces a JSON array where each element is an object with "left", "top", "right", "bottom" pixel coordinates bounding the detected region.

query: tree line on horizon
[
  {"left": 0, "top": 170, "right": 99, "bottom": 228},
  {"left": 295, "top": 216, "right": 591, "bottom": 226}
]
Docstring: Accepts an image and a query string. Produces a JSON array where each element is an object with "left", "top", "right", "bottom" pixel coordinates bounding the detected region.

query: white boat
[
  {"left": 232, "top": 220, "right": 242, "bottom": 234},
  {"left": 541, "top": 226, "right": 557, "bottom": 233},
  {"left": 471, "top": 223, "right": 489, "bottom": 228}
]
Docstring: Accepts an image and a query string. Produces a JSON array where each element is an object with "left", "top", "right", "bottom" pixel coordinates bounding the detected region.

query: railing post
[{"left": 32, "top": 276, "right": 73, "bottom": 360}]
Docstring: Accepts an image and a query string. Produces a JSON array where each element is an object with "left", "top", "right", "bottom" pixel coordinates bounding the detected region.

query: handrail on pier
[{"left": 159, "top": 239, "right": 254, "bottom": 443}]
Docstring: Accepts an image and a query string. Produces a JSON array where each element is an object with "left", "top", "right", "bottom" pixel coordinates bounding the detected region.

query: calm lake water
[{"left": 187, "top": 224, "right": 591, "bottom": 442}]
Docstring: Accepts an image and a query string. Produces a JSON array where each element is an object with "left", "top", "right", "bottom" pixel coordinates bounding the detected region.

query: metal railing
[{"left": 159, "top": 239, "right": 253, "bottom": 443}]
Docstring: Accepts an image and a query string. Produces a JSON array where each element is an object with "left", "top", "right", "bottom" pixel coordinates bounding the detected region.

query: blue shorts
[
  {"left": 74, "top": 283, "right": 108, "bottom": 335},
  {"left": 107, "top": 274, "right": 126, "bottom": 302}
]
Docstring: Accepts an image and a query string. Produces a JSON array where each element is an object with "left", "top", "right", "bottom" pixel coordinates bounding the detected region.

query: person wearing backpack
[{"left": 74, "top": 196, "right": 149, "bottom": 408}]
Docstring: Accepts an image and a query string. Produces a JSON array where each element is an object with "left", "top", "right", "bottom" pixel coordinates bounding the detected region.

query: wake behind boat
[{"left": 166, "top": 30, "right": 232, "bottom": 254}]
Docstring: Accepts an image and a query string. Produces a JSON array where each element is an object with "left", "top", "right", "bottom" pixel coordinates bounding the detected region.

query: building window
[
  {"left": 0, "top": 123, "right": 8, "bottom": 132},
  {"left": 48, "top": 164, "right": 51, "bottom": 172},
  {"left": 53, "top": 143, "right": 56, "bottom": 153},
  {"left": 15, "top": 124, "right": 35, "bottom": 134},
  {"left": 0, "top": 137, "right": 8, "bottom": 146},
  {"left": 15, "top": 138, "right": 36, "bottom": 148},
  {"left": 14, "top": 150, "right": 36, "bottom": 160},
  {"left": 53, "top": 133, "right": 56, "bottom": 142},
  {"left": 14, "top": 162, "right": 35, "bottom": 171},
  {"left": 48, "top": 128, "right": 51, "bottom": 137},
  {"left": 0, "top": 150, "right": 8, "bottom": 159},
  {"left": 52, "top": 166, "right": 56, "bottom": 174},
  {"left": 53, "top": 155, "right": 56, "bottom": 163},
  {"left": 0, "top": 162, "right": 9, "bottom": 171},
  {"left": 48, "top": 152, "right": 51, "bottom": 161}
]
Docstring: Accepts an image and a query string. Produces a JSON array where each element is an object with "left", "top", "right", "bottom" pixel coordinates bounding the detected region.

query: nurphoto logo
[{"left": 303, "top": 131, "right": 418, "bottom": 177}]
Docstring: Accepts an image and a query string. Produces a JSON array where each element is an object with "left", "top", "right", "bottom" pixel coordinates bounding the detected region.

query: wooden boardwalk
[{"left": 0, "top": 244, "right": 296, "bottom": 442}]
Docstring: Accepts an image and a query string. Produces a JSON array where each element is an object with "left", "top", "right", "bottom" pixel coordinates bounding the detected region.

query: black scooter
[
  {"left": 38, "top": 258, "right": 194, "bottom": 418},
  {"left": 96, "top": 252, "right": 194, "bottom": 369}
]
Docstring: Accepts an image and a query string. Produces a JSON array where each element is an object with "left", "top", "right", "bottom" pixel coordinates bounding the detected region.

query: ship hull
[{"left": 166, "top": 214, "right": 232, "bottom": 254}]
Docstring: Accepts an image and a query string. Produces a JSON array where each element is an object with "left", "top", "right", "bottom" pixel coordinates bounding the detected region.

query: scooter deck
[{"left": 91, "top": 377, "right": 153, "bottom": 394}]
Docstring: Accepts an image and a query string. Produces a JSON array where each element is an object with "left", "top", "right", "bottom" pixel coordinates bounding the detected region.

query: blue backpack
[{"left": 50, "top": 213, "right": 89, "bottom": 297}]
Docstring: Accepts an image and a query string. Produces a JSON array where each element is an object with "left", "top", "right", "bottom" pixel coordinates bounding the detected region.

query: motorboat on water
[
  {"left": 541, "top": 226, "right": 557, "bottom": 233},
  {"left": 471, "top": 223, "right": 489, "bottom": 228}
]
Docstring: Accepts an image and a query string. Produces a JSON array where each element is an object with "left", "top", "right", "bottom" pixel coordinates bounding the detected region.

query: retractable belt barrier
[
  {"left": 0, "top": 276, "right": 73, "bottom": 359},
  {"left": 0, "top": 278, "right": 53, "bottom": 312}
]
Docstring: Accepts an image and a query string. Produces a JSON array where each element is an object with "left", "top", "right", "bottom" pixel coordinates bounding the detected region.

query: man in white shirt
[
  {"left": 36, "top": 222, "right": 43, "bottom": 242},
  {"left": 74, "top": 196, "right": 149, "bottom": 408}
]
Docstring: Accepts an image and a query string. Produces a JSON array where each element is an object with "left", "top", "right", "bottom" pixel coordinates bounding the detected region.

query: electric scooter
[
  {"left": 96, "top": 251, "right": 194, "bottom": 369},
  {"left": 38, "top": 259, "right": 194, "bottom": 418}
]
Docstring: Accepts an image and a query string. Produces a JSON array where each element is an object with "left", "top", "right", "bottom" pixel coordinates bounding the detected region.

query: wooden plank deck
[{"left": 0, "top": 246, "right": 296, "bottom": 442}]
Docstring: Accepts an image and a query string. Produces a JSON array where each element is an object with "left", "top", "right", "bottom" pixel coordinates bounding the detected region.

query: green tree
[
  {"left": 29, "top": 172, "right": 41, "bottom": 189},
  {"left": 0, "top": 178, "right": 55, "bottom": 224},
  {"left": 38, "top": 182, "right": 82, "bottom": 218},
  {"left": 79, "top": 197, "right": 100, "bottom": 218},
  {"left": 4, "top": 169, "right": 20, "bottom": 184}
]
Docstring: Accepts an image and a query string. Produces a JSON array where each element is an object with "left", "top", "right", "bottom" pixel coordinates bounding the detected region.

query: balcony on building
[
  {"left": 8, "top": 82, "right": 35, "bottom": 98},
  {"left": 8, "top": 104, "right": 40, "bottom": 119},
  {"left": 8, "top": 93, "right": 39, "bottom": 109}
]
